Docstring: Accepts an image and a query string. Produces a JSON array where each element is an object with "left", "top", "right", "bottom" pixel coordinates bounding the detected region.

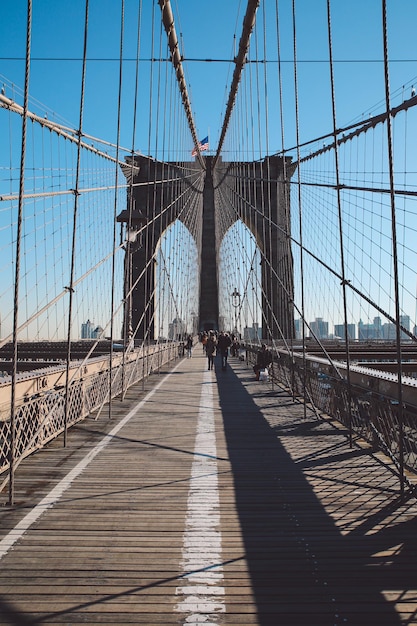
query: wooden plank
[{"left": 0, "top": 353, "right": 417, "bottom": 625}]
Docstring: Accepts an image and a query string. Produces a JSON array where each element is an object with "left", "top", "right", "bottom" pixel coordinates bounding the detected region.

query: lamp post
[{"left": 231, "top": 288, "right": 241, "bottom": 338}]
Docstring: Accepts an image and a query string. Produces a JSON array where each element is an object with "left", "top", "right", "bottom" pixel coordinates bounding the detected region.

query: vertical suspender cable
[
  {"left": 140, "top": 2, "right": 155, "bottom": 382},
  {"left": 291, "top": 0, "right": 307, "bottom": 419},
  {"left": 64, "top": 0, "right": 89, "bottom": 445},
  {"left": 146, "top": 36, "right": 162, "bottom": 350},
  {"left": 326, "top": 0, "right": 353, "bottom": 445},
  {"left": 109, "top": 0, "right": 126, "bottom": 415},
  {"left": 381, "top": 0, "right": 404, "bottom": 497},
  {"left": 121, "top": 0, "right": 143, "bottom": 400},
  {"left": 147, "top": 2, "right": 156, "bottom": 159},
  {"left": 254, "top": 17, "right": 268, "bottom": 342},
  {"left": 253, "top": 27, "right": 267, "bottom": 341},
  {"left": 159, "top": 24, "right": 169, "bottom": 354},
  {"left": 275, "top": 0, "right": 295, "bottom": 398},
  {"left": 261, "top": 2, "right": 275, "bottom": 350},
  {"left": 9, "top": 0, "right": 32, "bottom": 506}
]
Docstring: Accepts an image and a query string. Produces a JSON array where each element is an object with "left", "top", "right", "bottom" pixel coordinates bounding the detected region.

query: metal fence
[
  {"left": 0, "top": 342, "right": 179, "bottom": 489},
  {"left": 244, "top": 344, "right": 417, "bottom": 493}
]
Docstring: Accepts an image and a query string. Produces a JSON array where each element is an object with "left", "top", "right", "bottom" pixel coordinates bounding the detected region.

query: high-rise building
[
  {"left": 81, "top": 319, "right": 95, "bottom": 339},
  {"left": 294, "top": 318, "right": 303, "bottom": 340},
  {"left": 400, "top": 315, "right": 411, "bottom": 340},
  {"left": 168, "top": 317, "right": 186, "bottom": 340},
  {"left": 243, "top": 323, "right": 261, "bottom": 341},
  {"left": 358, "top": 317, "right": 382, "bottom": 340},
  {"left": 334, "top": 323, "right": 356, "bottom": 340},
  {"left": 310, "top": 317, "right": 328, "bottom": 340},
  {"left": 81, "top": 320, "right": 103, "bottom": 339}
]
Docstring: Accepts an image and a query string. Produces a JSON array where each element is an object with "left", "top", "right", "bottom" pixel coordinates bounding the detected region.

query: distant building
[
  {"left": 381, "top": 317, "right": 410, "bottom": 341},
  {"left": 243, "top": 323, "right": 261, "bottom": 341},
  {"left": 294, "top": 318, "right": 303, "bottom": 340},
  {"left": 358, "top": 316, "right": 411, "bottom": 341},
  {"left": 93, "top": 325, "right": 104, "bottom": 339},
  {"left": 334, "top": 323, "right": 355, "bottom": 340},
  {"left": 81, "top": 319, "right": 95, "bottom": 339},
  {"left": 400, "top": 315, "right": 410, "bottom": 340},
  {"left": 401, "top": 315, "right": 410, "bottom": 330},
  {"left": 81, "top": 320, "right": 103, "bottom": 339},
  {"left": 381, "top": 322, "right": 396, "bottom": 340},
  {"left": 358, "top": 317, "right": 382, "bottom": 340},
  {"left": 168, "top": 317, "right": 186, "bottom": 340},
  {"left": 310, "top": 317, "right": 328, "bottom": 340}
]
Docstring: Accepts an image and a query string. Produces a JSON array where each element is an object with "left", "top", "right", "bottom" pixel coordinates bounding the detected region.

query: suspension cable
[
  {"left": 157, "top": 0, "right": 204, "bottom": 168},
  {"left": 213, "top": 0, "right": 260, "bottom": 168},
  {"left": 109, "top": 0, "right": 126, "bottom": 415},
  {"left": 326, "top": 0, "right": 353, "bottom": 443},
  {"left": 381, "top": 0, "right": 404, "bottom": 496},
  {"left": 291, "top": 0, "right": 309, "bottom": 416},
  {"left": 9, "top": 0, "right": 32, "bottom": 506},
  {"left": 63, "top": 0, "right": 90, "bottom": 445}
]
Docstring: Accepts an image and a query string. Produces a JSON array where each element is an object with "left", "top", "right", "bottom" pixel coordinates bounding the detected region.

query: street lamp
[
  {"left": 117, "top": 208, "right": 147, "bottom": 246},
  {"left": 231, "top": 288, "right": 241, "bottom": 338}
]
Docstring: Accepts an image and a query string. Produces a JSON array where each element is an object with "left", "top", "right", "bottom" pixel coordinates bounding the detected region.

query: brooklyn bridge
[{"left": 1, "top": 1, "right": 417, "bottom": 623}]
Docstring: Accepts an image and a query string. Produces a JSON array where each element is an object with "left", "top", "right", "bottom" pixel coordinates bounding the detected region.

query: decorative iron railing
[
  {"left": 244, "top": 344, "right": 417, "bottom": 491},
  {"left": 0, "top": 342, "right": 179, "bottom": 486}
]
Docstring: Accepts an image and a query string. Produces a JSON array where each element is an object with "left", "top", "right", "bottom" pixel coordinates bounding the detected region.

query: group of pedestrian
[
  {"left": 196, "top": 331, "right": 273, "bottom": 380},
  {"left": 199, "top": 330, "right": 234, "bottom": 371}
]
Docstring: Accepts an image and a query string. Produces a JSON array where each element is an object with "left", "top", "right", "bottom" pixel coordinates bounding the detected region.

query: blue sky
[
  {"left": 1, "top": 1, "right": 417, "bottom": 157},
  {"left": 1, "top": 1, "right": 417, "bottom": 340}
]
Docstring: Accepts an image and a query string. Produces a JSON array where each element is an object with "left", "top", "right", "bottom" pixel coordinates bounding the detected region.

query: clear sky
[
  {"left": 1, "top": 0, "right": 417, "bottom": 157},
  {"left": 1, "top": 1, "right": 417, "bottom": 340}
]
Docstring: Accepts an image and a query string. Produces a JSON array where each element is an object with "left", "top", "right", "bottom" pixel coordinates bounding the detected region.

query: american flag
[{"left": 192, "top": 136, "right": 209, "bottom": 157}]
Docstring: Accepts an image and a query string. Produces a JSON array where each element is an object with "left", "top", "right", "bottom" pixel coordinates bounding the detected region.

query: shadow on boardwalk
[
  {"left": 0, "top": 355, "right": 416, "bottom": 625},
  {"left": 216, "top": 360, "right": 417, "bottom": 625}
]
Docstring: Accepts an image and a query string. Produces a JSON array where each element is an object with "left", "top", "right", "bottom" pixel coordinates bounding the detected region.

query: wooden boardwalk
[{"left": 1, "top": 350, "right": 417, "bottom": 625}]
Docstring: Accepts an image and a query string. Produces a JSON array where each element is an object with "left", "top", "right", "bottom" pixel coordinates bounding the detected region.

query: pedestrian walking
[
  {"left": 205, "top": 332, "right": 217, "bottom": 370},
  {"left": 217, "top": 331, "right": 232, "bottom": 371},
  {"left": 186, "top": 335, "right": 193, "bottom": 358}
]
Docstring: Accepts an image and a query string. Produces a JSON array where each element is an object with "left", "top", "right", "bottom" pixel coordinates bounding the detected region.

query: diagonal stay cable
[
  {"left": 157, "top": 0, "right": 204, "bottom": 169},
  {"left": 213, "top": 0, "right": 260, "bottom": 169}
]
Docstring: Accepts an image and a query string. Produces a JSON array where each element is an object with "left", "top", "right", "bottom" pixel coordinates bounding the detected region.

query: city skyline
[{"left": 298, "top": 314, "right": 414, "bottom": 342}]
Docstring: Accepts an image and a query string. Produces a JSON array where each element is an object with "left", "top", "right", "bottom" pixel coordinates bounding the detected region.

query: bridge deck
[{"left": 1, "top": 351, "right": 417, "bottom": 625}]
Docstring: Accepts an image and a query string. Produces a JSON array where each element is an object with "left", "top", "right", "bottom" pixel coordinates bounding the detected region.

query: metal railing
[
  {"left": 243, "top": 343, "right": 417, "bottom": 492},
  {"left": 0, "top": 342, "right": 180, "bottom": 487}
]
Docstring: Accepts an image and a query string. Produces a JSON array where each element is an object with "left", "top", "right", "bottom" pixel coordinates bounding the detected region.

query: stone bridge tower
[{"left": 119, "top": 154, "right": 295, "bottom": 342}]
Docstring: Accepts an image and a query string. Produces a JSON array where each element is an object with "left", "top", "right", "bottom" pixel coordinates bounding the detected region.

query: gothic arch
[
  {"left": 120, "top": 154, "right": 295, "bottom": 341},
  {"left": 213, "top": 156, "right": 296, "bottom": 339}
]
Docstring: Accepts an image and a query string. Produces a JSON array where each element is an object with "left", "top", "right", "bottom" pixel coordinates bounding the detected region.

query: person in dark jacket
[
  {"left": 254, "top": 344, "right": 272, "bottom": 380},
  {"left": 217, "top": 331, "right": 232, "bottom": 371},
  {"left": 205, "top": 332, "right": 217, "bottom": 370},
  {"left": 185, "top": 335, "right": 193, "bottom": 358}
]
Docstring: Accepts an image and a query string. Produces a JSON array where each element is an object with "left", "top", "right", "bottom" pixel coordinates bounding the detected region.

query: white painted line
[
  {"left": 0, "top": 362, "right": 182, "bottom": 561},
  {"left": 175, "top": 369, "right": 225, "bottom": 623}
]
